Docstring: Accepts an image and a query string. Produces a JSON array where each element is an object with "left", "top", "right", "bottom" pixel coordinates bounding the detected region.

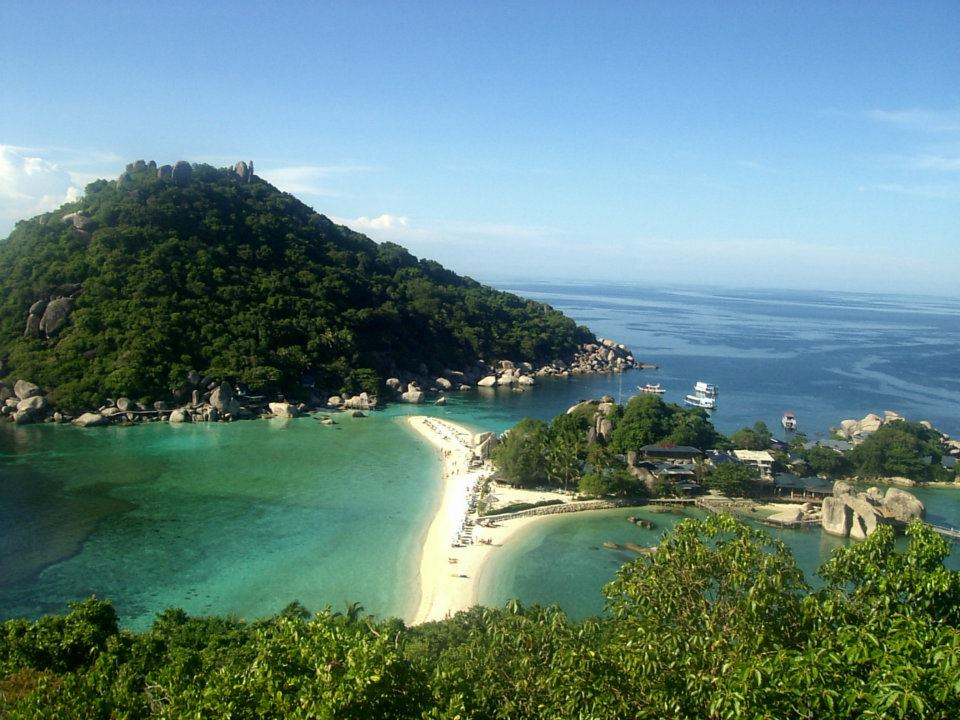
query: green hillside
[{"left": 0, "top": 161, "right": 592, "bottom": 410}]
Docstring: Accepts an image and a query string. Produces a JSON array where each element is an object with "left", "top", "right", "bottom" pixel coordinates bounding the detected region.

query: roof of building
[
  {"left": 774, "top": 473, "right": 833, "bottom": 493},
  {"left": 732, "top": 449, "right": 775, "bottom": 463},
  {"left": 641, "top": 444, "right": 702, "bottom": 456}
]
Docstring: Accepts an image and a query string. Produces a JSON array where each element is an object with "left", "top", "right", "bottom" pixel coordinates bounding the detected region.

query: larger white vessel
[
  {"left": 693, "top": 381, "right": 718, "bottom": 397},
  {"left": 684, "top": 381, "right": 718, "bottom": 409}
]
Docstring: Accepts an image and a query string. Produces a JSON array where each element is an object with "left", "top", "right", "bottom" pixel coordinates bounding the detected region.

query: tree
[
  {"left": 545, "top": 412, "right": 588, "bottom": 489},
  {"left": 705, "top": 462, "right": 754, "bottom": 496},
  {"left": 491, "top": 419, "right": 549, "bottom": 487},
  {"left": 729, "top": 421, "right": 773, "bottom": 450},
  {"left": 848, "top": 421, "right": 944, "bottom": 482},
  {"left": 803, "top": 445, "right": 852, "bottom": 478},
  {"left": 609, "top": 395, "right": 676, "bottom": 452},
  {"left": 663, "top": 408, "right": 722, "bottom": 449},
  {"left": 603, "top": 515, "right": 810, "bottom": 718}
]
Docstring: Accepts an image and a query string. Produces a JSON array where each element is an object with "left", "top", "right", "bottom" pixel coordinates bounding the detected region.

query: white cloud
[
  {"left": 257, "top": 164, "right": 376, "bottom": 198},
  {"left": 351, "top": 213, "right": 409, "bottom": 231},
  {"left": 867, "top": 108, "right": 960, "bottom": 133},
  {"left": 329, "top": 213, "right": 551, "bottom": 249},
  {"left": 868, "top": 182, "right": 960, "bottom": 200},
  {"left": 0, "top": 145, "right": 82, "bottom": 237},
  {"left": 910, "top": 154, "right": 960, "bottom": 172}
]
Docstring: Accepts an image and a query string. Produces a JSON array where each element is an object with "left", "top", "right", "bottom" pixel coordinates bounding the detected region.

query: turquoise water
[
  {"left": 2, "top": 284, "right": 959, "bottom": 626},
  {"left": 0, "top": 414, "right": 443, "bottom": 629},
  {"left": 472, "top": 284, "right": 960, "bottom": 616}
]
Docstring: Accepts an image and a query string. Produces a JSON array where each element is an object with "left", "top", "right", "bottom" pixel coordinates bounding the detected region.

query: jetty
[{"left": 926, "top": 522, "right": 960, "bottom": 541}]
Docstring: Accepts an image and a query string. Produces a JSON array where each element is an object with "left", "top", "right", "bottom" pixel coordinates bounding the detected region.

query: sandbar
[{"left": 406, "top": 416, "right": 568, "bottom": 624}]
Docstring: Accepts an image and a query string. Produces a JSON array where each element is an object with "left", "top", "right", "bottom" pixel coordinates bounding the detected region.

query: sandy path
[{"left": 406, "top": 416, "right": 563, "bottom": 624}]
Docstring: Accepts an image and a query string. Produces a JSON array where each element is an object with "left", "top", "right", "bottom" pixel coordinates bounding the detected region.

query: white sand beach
[{"left": 406, "top": 416, "right": 568, "bottom": 625}]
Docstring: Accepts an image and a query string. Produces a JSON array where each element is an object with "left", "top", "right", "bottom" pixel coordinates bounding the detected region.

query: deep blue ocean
[{"left": 1, "top": 283, "right": 958, "bottom": 626}]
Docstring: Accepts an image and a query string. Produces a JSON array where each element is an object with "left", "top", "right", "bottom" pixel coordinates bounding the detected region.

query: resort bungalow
[
  {"left": 640, "top": 444, "right": 703, "bottom": 463},
  {"left": 732, "top": 449, "right": 776, "bottom": 480},
  {"left": 773, "top": 473, "right": 833, "bottom": 500}
]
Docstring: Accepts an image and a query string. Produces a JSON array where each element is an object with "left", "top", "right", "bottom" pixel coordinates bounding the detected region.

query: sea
[{"left": 2, "top": 283, "right": 959, "bottom": 628}]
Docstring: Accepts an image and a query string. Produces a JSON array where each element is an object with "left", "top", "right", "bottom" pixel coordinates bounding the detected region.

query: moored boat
[
  {"left": 684, "top": 393, "right": 717, "bottom": 409},
  {"left": 781, "top": 412, "right": 797, "bottom": 431},
  {"left": 693, "top": 381, "right": 718, "bottom": 397},
  {"left": 685, "top": 380, "right": 718, "bottom": 409},
  {"left": 638, "top": 383, "right": 665, "bottom": 394}
]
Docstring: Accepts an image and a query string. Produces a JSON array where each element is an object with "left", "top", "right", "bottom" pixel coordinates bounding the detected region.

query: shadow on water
[{"left": 0, "top": 465, "right": 135, "bottom": 586}]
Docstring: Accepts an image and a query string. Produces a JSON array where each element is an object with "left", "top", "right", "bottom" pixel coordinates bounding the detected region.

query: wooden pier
[{"left": 926, "top": 523, "right": 960, "bottom": 541}]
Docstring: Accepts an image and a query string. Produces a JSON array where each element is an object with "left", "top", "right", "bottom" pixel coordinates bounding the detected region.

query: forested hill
[{"left": 0, "top": 160, "right": 593, "bottom": 410}]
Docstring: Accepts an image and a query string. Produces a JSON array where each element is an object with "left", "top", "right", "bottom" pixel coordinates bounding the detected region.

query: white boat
[
  {"left": 693, "top": 381, "right": 718, "bottom": 397},
  {"left": 684, "top": 393, "right": 716, "bottom": 409},
  {"left": 638, "top": 383, "right": 665, "bottom": 394},
  {"left": 684, "top": 380, "right": 718, "bottom": 409},
  {"left": 781, "top": 412, "right": 797, "bottom": 431}
]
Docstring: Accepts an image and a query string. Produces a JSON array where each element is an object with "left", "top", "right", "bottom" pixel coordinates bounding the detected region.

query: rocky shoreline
[{"left": 1, "top": 338, "right": 647, "bottom": 428}]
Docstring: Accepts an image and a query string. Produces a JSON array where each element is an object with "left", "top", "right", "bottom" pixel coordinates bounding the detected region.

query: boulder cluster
[
  {"left": 821, "top": 481, "right": 925, "bottom": 540},
  {"left": 832, "top": 409, "right": 948, "bottom": 442},
  {"left": 1, "top": 380, "right": 55, "bottom": 425},
  {"left": 23, "top": 285, "right": 81, "bottom": 339},
  {"left": 368, "top": 338, "right": 643, "bottom": 406},
  {"left": 832, "top": 409, "right": 960, "bottom": 459},
  {"left": 833, "top": 410, "right": 904, "bottom": 440},
  {"left": 565, "top": 396, "right": 618, "bottom": 444},
  {"left": 766, "top": 502, "right": 822, "bottom": 526},
  {"left": 1, "top": 373, "right": 312, "bottom": 428}
]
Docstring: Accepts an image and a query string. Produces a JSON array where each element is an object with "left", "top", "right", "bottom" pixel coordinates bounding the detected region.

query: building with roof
[
  {"left": 640, "top": 444, "right": 702, "bottom": 463},
  {"left": 732, "top": 449, "right": 775, "bottom": 480}
]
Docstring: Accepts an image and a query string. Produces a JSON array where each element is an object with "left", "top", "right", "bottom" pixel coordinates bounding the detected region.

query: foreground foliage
[
  {"left": 0, "top": 162, "right": 591, "bottom": 408},
  {"left": 2, "top": 516, "right": 958, "bottom": 718}
]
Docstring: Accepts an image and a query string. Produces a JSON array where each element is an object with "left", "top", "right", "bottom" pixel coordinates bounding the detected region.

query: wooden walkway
[{"left": 926, "top": 523, "right": 960, "bottom": 540}]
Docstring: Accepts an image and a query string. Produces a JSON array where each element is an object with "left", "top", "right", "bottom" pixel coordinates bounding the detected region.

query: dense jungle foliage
[
  {"left": 1, "top": 516, "right": 958, "bottom": 718},
  {"left": 0, "top": 161, "right": 592, "bottom": 409},
  {"left": 492, "top": 395, "right": 958, "bottom": 494}
]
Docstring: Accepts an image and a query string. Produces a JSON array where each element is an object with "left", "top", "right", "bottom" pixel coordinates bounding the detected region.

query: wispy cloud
[
  {"left": 862, "top": 182, "right": 960, "bottom": 200},
  {"left": 0, "top": 145, "right": 85, "bottom": 237},
  {"left": 329, "top": 212, "right": 552, "bottom": 249},
  {"left": 258, "top": 164, "right": 377, "bottom": 198},
  {"left": 867, "top": 108, "right": 960, "bottom": 133},
  {"left": 342, "top": 214, "right": 410, "bottom": 232},
  {"left": 910, "top": 154, "right": 960, "bottom": 172}
]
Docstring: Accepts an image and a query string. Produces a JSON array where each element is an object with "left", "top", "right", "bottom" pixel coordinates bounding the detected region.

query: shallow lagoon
[{"left": 2, "top": 284, "right": 959, "bottom": 626}]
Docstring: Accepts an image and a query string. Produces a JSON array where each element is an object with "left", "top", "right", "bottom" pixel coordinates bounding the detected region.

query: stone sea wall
[{"left": 489, "top": 498, "right": 640, "bottom": 522}]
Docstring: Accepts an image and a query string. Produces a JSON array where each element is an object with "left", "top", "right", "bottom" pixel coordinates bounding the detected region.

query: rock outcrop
[
  {"left": 268, "top": 402, "right": 299, "bottom": 418},
  {"left": 234, "top": 160, "right": 254, "bottom": 183},
  {"left": 821, "top": 483, "right": 925, "bottom": 539},
  {"left": 73, "top": 412, "right": 109, "bottom": 428},
  {"left": 833, "top": 410, "right": 913, "bottom": 441},
  {"left": 342, "top": 392, "right": 375, "bottom": 410},
  {"left": 209, "top": 382, "right": 241, "bottom": 416},
  {"left": 401, "top": 386, "right": 425, "bottom": 404},
  {"left": 39, "top": 297, "right": 75, "bottom": 337},
  {"left": 171, "top": 161, "right": 192, "bottom": 186},
  {"left": 882, "top": 487, "right": 925, "bottom": 523},
  {"left": 14, "top": 380, "right": 42, "bottom": 400},
  {"left": 821, "top": 497, "right": 853, "bottom": 537}
]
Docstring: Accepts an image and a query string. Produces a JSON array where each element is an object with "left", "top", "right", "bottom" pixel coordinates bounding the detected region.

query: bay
[{"left": 1, "top": 283, "right": 958, "bottom": 626}]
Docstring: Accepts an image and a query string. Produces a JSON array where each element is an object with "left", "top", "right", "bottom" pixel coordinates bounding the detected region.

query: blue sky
[{"left": 1, "top": 1, "right": 957, "bottom": 295}]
